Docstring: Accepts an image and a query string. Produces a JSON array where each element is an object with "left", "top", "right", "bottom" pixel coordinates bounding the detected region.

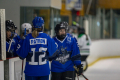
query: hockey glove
[
  {"left": 6, "top": 52, "right": 14, "bottom": 58},
  {"left": 74, "top": 64, "right": 83, "bottom": 76},
  {"left": 48, "top": 50, "right": 59, "bottom": 61},
  {"left": 21, "top": 34, "right": 27, "bottom": 39}
]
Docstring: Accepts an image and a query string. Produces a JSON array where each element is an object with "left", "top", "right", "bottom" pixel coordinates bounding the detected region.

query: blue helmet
[{"left": 32, "top": 17, "right": 44, "bottom": 28}]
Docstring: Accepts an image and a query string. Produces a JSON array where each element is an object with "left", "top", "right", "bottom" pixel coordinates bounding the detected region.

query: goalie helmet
[
  {"left": 21, "top": 23, "right": 32, "bottom": 33},
  {"left": 32, "top": 17, "right": 44, "bottom": 28}
]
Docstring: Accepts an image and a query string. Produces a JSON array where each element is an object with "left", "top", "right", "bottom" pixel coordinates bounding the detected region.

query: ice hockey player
[
  {"left": 16, "top": 17, "right": 58, "bottom": 80},
  {"left": 6, "top": 20, "right": 18, "bottom": 58},
  {"left": 51, "top": 23, "right": 83, "bottom": 80},
  {"left": 77, "top": 27, "right": 91, "bottom": 68},
  {"left": 60, "top": 21, "right": 78, "bottom": 44},
  {"left": 20, "top": 23, "right": 32, "bottom": 38}
]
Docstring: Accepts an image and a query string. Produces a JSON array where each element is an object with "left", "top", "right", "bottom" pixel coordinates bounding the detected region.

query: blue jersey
[
  {"left": 51, "top": 35, "right": 81, "bottom": 72},
  {"left": 67, "top": 33, "right": 78, "bottom": 42},
  {"left": 6, "top": 37, "right": 19, "bottom": 57},
  {"left": 14, "top": 34, "right": 21, "bottom": 56},
  {"left": 16, "top": 32, "right": 57, "bottom": 76}
]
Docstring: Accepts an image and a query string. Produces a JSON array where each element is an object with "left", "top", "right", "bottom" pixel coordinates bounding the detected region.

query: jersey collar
[
  {"left": 38, "top": 32, "right": 43, "bottom": 33},
  {"left": 56, "top": 35, "right": 67, "bottom": 43}
]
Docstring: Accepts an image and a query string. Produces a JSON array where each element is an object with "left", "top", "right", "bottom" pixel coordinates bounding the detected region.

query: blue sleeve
[
  {"left": 13, "top": 36, "right": 21, "bottom": 56},
  {"left": 16, "top": 36, "right": 29, "bottom": 59},
  {"left": 47, "top": 36, "right": 57, "bottom": 57},
  {"left": 71, "top": 38, "right": 81, "bottom": 66}
]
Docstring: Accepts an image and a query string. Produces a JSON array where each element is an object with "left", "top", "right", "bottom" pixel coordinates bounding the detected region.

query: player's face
[
  {"left": 58, "top": 29, "right": 66, "bottom": 35},
  {"left": 73, "top": 29, "right": 77, "bottom": 33},
  {"left": 6, "top": 31, "right": 11, "bottom": 39}
]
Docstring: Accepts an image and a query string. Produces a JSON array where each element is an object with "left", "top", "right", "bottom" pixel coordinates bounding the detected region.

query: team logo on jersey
[
  {"left": 30, "top": 38, "right": 47, "bottom": 45},
  {"left": 55, "top": 46, "right": 70, "bottom": 64},
  {"left": 55, "top": 53, "right": 70, "bottom": 64}
]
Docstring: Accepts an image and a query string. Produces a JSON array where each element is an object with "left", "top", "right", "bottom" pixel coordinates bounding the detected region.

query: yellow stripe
[{"left": 88, "top": 56, "right": 120, "bottom": 67}]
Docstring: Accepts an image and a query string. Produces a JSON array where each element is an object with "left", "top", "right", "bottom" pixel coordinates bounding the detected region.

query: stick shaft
[
  {"left": 21, "top": 60, "right": 24, "bottom": 80},
  {"left": 81, "top": 73, "right": 88, "bottom": 80}
]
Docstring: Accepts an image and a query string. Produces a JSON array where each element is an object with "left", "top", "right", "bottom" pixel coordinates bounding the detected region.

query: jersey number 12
[{"left": 29, "top": 47, "right": 47, "bottom": 65}]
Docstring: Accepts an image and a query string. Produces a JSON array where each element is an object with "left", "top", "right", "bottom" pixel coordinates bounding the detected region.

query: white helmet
[{"left": 21, "top": 23, "right": 32, "bottom": 33}]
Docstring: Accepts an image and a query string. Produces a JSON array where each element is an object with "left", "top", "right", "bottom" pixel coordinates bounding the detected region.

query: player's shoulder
[
  {"left": 67, "top": 33, "right": 76, "bottom": 39},
  {"left": 67, "top": 33, "right": 73, "bottom": 37},
  {"left": 52, "top": 36, "right": 56, "bottom": 39},
  {"left": 65, "top": 35, "right": 75, "bottom": 44},
  {"left": 81, "top": 34, "right": 87, "bottom": 39},
  {"left": 23, "top": 33, "right": 33, "bottom": 40},
  {"left": 41, "top": 32, "right": 47, "bottom": 35},
  {"left": 26, "top": 33, "right": 32, "bottom": 37},
  {"left": 40, "top": 33, "right": 53, "bottom": 41},
  {"left": 66, "top": 34, "right": 75, "bottom": 40}
]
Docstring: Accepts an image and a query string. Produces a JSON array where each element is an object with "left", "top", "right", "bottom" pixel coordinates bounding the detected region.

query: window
[{"left": 88, "top": 8, "right": 120, "bottom": 39}]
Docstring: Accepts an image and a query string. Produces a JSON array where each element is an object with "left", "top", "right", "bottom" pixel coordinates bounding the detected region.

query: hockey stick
[
  {"left": 76, "top": 74, "right": 79, "bottom": 80},
  {"left": 7, "top": 32, "right": 16, "bottom": 58},
  {"left": 21, "top": 28, "right": 26, "bottom": 80},
  {"left": 73, "top": 66, "right": 89, "bottom": 80},
  {"left": 8, "top": 39, "right": 13, "bottom": 52},
  {"left": 7, "top": 37, "right": 14, "bottom": 52},
  {"left": 21, "top": 60, "right": 24, "bottom": 80},
  {"left": 8, "top": 28, "right": 16, "bottom": 52},
  {"left": 81, "top": 73, "right": 88, "bottom": 80}
]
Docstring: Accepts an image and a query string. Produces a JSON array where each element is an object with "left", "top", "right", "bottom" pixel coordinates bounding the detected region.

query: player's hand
[
  {"left": 75, "top": 64, "right": 83, "bottom": 76},
  {"left": 21, "top": 34, "right": 27, "bottom": 39},
  {"left": 48, "top": 50, "right": 59, "bottom": 61},
  {"left": 6, "top": 52, "right": 14, "bottom": 58}
]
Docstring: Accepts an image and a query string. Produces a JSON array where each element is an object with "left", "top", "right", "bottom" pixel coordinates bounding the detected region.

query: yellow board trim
[{"left": 88, "top": 56, "right": 120, "bottom": 67}]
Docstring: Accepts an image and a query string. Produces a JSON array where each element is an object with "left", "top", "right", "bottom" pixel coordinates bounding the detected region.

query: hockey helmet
[
  {"left": 21, "top": 23, "right": 32, "bottom": 32},
  {"left": 14, "top": 25, "right": 17, "bottom": 30},
  {"left": 6, "top": 20, "right": 15, "bottom": 31},
  {"left": 55, "top": 24, "right": 67, "bottom": 39},
  {"left": 60, "top": 21, "right": 68, "bottom": 30},
  {"left": 78, "top": 27, "right": 85, "bottom": 34},
  {"left": 55, "top": 23, "right": 67, "bottom": 34},
  {"left": 32, "top": 17, "right": 44, "bottom": 28}
]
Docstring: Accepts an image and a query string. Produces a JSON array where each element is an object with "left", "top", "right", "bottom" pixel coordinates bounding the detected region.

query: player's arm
[
  {"left": 16, "top": 36, "right": 29, "bottom": 60},
  {"left": 71, "top": 38, "right": 83, "bottom": 75},
  {"left": 46, "top": 37, "right": 58, "bottom": 61},
  {"left": 88, "top": 35, "right": 92, "bottom": 45},
  {"left": 78, "top": 37, "right": 84, "bottom": 48},
  {"left": 71, "top": 38, "right": 81, "bottom": 65}
]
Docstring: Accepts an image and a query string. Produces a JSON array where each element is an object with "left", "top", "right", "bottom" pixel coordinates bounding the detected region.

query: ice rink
[
  {"left": 77, "top": 58, "right": 120, "bottom": 80},
  {"left": 1, "top": 58, "right": 120, "bottom": 80}
]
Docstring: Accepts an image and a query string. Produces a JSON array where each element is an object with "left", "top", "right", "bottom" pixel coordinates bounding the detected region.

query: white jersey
[{"left": 77, "top": 34, "right": 91, "bottom": 56}]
